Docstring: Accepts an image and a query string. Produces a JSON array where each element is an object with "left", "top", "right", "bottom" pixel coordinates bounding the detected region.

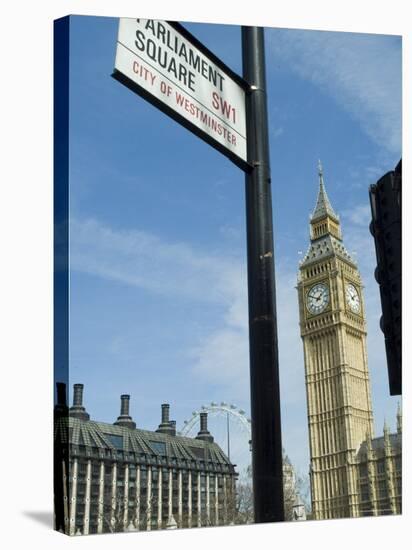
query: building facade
[
  {"left": 356, "top": 410, "right": 402, "bottom": 516},
  {"left": 54, "top": 384, "right": 237, "bottom": 535},
  {"left": 297, "top": 163, "right": 402, "bottom": 519}
]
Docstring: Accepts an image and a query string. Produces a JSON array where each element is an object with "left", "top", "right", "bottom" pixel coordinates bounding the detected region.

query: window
[
  {"left": 376, "top": 460, "right": 385, "bottom": 474},
  {"left": 189, "top": 447, "right": 205, "bottom": 460},
  {"left": 378, "top": 480, "right": 387, "bottom": 499},
  {"left": 149, "top": 440, "right": 166, "bottom": 455},
  {"left": 360, "top": 484, "right": 369, "bottom": 502},
  {"left": 103, "top": 433, "right": 124, "bottom": 450}
]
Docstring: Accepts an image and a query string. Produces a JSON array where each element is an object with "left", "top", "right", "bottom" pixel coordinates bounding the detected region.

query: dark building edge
[
  {"left": 369, "top": 158, "right": 402, "bottom": 395},
  {"left": 54, "top": 15, "right": 71, "bottom": 535}
]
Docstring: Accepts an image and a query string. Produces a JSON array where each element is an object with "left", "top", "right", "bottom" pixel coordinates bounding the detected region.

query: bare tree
[
  {"left": 235, "top": 478, "right": 254, "bottom": 524},
  {"left": 101, "top": 489, "right": 157, "bottom": 533},
  {"left": 231, "top": 467, "right": 253, "bottom": 525},
  {"left": 283, "top": 470, "right": 297, "bottom": 521},
  {"left": 233, "top": 462, "right": 309, "bottom": 524}
]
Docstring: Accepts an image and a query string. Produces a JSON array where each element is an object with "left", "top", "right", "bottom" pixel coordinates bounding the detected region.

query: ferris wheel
[
  {"left": 179, "top": 402, "right": 308, "bottom": 518},
  {"left": 179, "top": 402, "right": 252, "bottom": 477},
  {"left": 179, "top": 403, "right": 297, "bottom": 486}
]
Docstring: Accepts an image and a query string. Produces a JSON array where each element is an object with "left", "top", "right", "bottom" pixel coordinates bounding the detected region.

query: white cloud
[
  {"left": 271, "top": 126, "right": 284, "bottom": 139},
  {"left": 69, "top": 217, "right": 313, "bottom": 470},
  {"left": 70, "top": 217, "right": 243, "bottom": 307},
  {"left": 70, "top": 216, "right": 250, "bottom": 397},
  {"left": 189, "top": 327, "right": 250, "bottom": 398},
  {"left": 341, "top": 203, "right": 371, "bottom": 226},
  {"left": 69, "top": 215, "right": 396, "bottom": 476},
  {"left": 70, "top": 217, "right": 302, "bottom": 406},
  {"left": 219, "top": 224, "right": 242, "bottom": 242},
  {"left": 267, "top": 29, "right": 401, "bottom": 154}
]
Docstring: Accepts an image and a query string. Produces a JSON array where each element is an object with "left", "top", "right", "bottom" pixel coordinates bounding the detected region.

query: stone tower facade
[{"left": 297, "top": 162, "right": 374, "bottom": 519}]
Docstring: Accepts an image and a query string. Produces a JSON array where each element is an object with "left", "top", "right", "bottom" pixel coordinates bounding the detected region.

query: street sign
[
  {"left": 113, "top": 18, "right": 249, "bottom": 170},
  {"left": 112, "top": 20, "right": 284, "bottom": 522}
]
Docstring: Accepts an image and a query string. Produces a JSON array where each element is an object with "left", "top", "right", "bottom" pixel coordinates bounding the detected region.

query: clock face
[
  {"left": 307, "top": 283, "right": 329, "bottom": 315},
  {"left": 346, "top": 283, "right": 360, "bottom": 313}
]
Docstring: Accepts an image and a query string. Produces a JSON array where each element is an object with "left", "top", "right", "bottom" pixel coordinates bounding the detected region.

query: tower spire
[
  {"left": 301, "top": 161, "right": 354, "bottom": 265},
  {"left": 318, "top": 159, "right": 323, "bottom": 180},
  {"left": 311, "top": 160, "right": 339, "bottom": 223}
]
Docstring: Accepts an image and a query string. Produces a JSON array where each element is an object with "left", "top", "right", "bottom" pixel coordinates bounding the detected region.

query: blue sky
[{"left": 66, "top": 15, "right": 401, "bottom": 480}]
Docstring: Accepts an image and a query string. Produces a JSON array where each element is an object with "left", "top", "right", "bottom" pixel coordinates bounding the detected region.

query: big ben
[{"left": 297, "top": 162, "right": 374, "bottom": 519}]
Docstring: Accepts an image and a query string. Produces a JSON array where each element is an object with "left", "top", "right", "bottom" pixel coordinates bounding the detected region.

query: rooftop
[
  {"left": 54, "top": 383, "right": 234, "bottom": 469},
  {"left": 300, "top": 234, "right": 355, "bottom": 268}
]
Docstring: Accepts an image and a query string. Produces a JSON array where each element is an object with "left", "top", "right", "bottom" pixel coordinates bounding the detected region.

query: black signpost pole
[
  {"left": 242, "top": 26, "right": 285, "bottom": 523},
  {"left": 113, "top": 17, "right": 284, "bottom": 524}
]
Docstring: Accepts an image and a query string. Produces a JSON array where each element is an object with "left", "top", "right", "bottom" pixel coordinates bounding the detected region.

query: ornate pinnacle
[
  {"left": 383, "top": 418, "right": 390, "bottom": 439},
  {"left": 396, "top": 402, "right": 402, "bottom": 433},
  {"left": 311, "top": 161, "right": 339, "bottom": 223},
  {"left": 318, "top": 159, "right": 323, "bottom": 179}
]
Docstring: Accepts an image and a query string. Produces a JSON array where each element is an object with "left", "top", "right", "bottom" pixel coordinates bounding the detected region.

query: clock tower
[{"left": 297, "top": 162, "right": 374, "bottom": 519}]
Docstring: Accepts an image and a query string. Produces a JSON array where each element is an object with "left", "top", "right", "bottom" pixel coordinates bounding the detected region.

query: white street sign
[{"left": 113, "top": 18, "right": 248, "bottom": 169}]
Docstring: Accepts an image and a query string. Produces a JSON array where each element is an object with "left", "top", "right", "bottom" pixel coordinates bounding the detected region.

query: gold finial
[{"left": 317, "top": 159, "right": 325, "bottom": 188}]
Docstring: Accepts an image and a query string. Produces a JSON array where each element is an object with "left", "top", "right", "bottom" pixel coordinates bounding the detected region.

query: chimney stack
[
  {"left": 156, "top": 403, "right": 174, "bottom": 435},
  {"left": 73, "top": 384, "right": 84, "bottom": 407},
  {"left": 196, "top": 412, "right": 214, "bottom": 443},
  {"left": 162, "top": 403, "right": 170, "bottom": 424},
  {"left": 114, "top": 394, "right": 136, "bottom": 429},
  {"left": 69, "top": 383, "right": 90, "bottom": 421},
  {"left": 170, "top": 420, "right": 176, "bottom": 436},
  {"left": 120, "top": 394, "right": 130, "bottom": 416},
  {"left": 200, "top": 412, "right": 208, "bottom": 432}
]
